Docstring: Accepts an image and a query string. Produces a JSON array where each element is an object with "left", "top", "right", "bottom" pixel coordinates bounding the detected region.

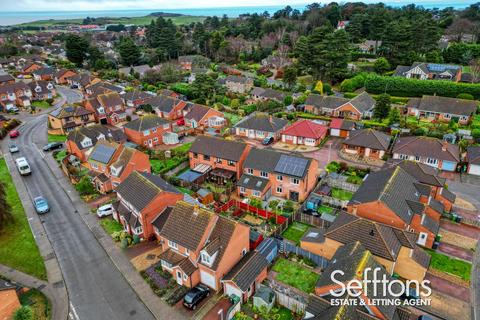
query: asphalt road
[{"left": 3, "top": 94, "right": 155, "bottom": 319}]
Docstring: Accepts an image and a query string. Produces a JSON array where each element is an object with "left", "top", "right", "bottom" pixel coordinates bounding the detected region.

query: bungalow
[
  {"left": 54, "top": 69, "right": 77, "bottom": 85},
  {"left": 392, "top": 136, "right": 460, "bottom": 172},
  {"left": 237, "top": 148, "right": 318, "bottom": 202},
  {"left": 394, "top": 62, "right": 462, "bottom": 82},
  {"left": 155, "top": 201, "right": 250, "bottom": 290},
  {"left": 114, "top": 171, "right": 183, "bottom": 238},
  {"left": 0, "top": 74, "right": 15, "bottom": 86},
  {"left": 313, "top": 242, "right": 411, "bottom": 320},
  {"left": 224, "top": 75, "right": 254, "bottom": 93},
  {"left": 28, "top": 80, "right": 56, "bottom": 101},
  {"left": 329, "top": 118, "right": 355, "bottom": 138},
  {"left": 189, "top": 136, "right": 251, "bottom": 181},
  {"left": 221, "top": 251, "right": 269, "bottom": 302},
  {"left": 143, "top": 95, "right": 187, "bottom": 120},
  {"left": 347, "top": 165, "right": 445, "bottom": 248},
  {"left": 250, "top": 87, "right": 286, "bottom": 103},
  {"left": 467, "top": 146, "right": 480, "bottom": 176},
  {"left": 183, "top": 104, "right": 226, "bottom": 130},
  {"left": 300, "top": 212, "right": 431, "bottom": 282},
  {"left": 85, "top": 92, "right": 127, "bottom": 125},
  {"left": 48, "top": 105, "right": 96, "bottom": 135},
  {"left": 66, "top": 124, "right": 126, "bottom": 162},
  {"left": 281, "top": 120, "right": 328, "bottom": 146},
  {"left": 304, "top": 92, "right": 375, "bottom": 120},
  {"left": 32, "top": 67, "right": 55, "bottom": 81},
  {"left": 86, "top": 141, "right": 150, "bottom": 193},
  {"left": 342, "top": 128, "right": 390, "bottom": 160},
  {"left": 234, "top": 112, "right": 288, "bottom": 141},
  {"left": 86, "top": 81, "right": 124, "bottom": 97},
  {"left": 406, "top": 95, "right": 477, "bottom": 125},
  {"left": 123, "top": 114, "right": 174, "bottom": 148}
]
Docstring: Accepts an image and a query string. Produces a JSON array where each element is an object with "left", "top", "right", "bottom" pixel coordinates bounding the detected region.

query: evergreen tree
[
  {"left": 283, "top": 66, "right": 297, "bottom": 89},
  {"left": 65, "top": 34, "right": 89, "bottom": 67},
  {"left": 374, "top": 94, "right": 392, "bottom": 119},
  {"left": 388, "top": 107, "right": 401, "bottom": 125},
  {"left": 117, "top": 37, "right": 141, "bottom": 66}
]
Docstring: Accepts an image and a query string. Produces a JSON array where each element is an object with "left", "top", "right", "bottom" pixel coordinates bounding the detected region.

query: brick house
[
  {"left": 189, "top": 136, "right": 252, "bottom": 181},
  {"left": 304, "top": 92, "right": 375, "bottom": 120},
  {"left": 300, "top": 212, "right": 430, "bottom": 282},
  {"left": 183, "top": 104, "right": 226, "bottom": 130},
  {"left": 406, "top": 95, "right": 477, "bottom": 125},
  {"left": 154, "top": 201, "right": 250, "bottom": 290},
  {"left": 237, "top": 148, "right": 318, "bottom": 202},
  {"left": 121, "top": 90, "right": 152, "bottom": 108},
  {"left": 392, "top": 136, "right": 460, "bottom": 172},
  {"left": 221, "top": 251, "right": 269, "bottom": 302},
  {"left": 85, "top": 141, "right": 151, "bottom": 193},
  {"left": 54, "top": 69, "right": 77, "bottom": 85},
  {"left": 467, "top": 146, "right": 480, "bottom": 176},
  {"left": 85, "top": 81, "right": 124, "bottom": 97},
  {"left": 234, "top": 112, "right": 288, "bottom": 141},
  {"left": 85, "top": 92, "right": 128, "bottom": 125},
  {"left": 32, "top": 67, "right": 55, "bottom": 81},
  {"left": 67, "top": 73, "right": 99, "bottom": 91},
  {"left": 250, "top": 87, "right": 286, "bottom": 103},
  {"left": 114, "top": 171, "right": 183, "bottom": 239},
  {"left": 281, "top": 119, "right": 328, "bottom": 146},
  {"left": 28, "top": 80, "right": 56, "bottom": 101},
  {"left": 342, "top": 129, "right": 391, "bottom": 160},
  {"left": 22, "top": 62, "right": 44, "bottom": 75},
  {"left": 313, "top": 242, "right": 411, "bottom": 320},
  {"left": 0, "top": 74, "right": 15, "bottom": 86},
  {"left": 141, "top": 95, "right": 187, "bottom": 120},
  {"left": 224, "top": 75, "right": 254, "bottom": 93},
  {"left": 48, "top": 105, "right": 95, "bottom": 135},
  {"left": 0, "top": 82, "right": 32, "bottom": 108},
  {"left": 123, "top": 114, "right": 173, "bottom": 148},
  {"left": 66, "top": 124, "right": 126, "bottom": 162},
  {"left": 347, "top": 165, "right": 446, "bottom": 248},
  {"left": 329, "top": 118, "right": 355, "bottom": 138}
]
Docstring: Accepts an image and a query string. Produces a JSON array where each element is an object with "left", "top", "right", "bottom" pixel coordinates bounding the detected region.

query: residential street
[{"left": 1, "top": 92, "right": 155, "bottom": 319}]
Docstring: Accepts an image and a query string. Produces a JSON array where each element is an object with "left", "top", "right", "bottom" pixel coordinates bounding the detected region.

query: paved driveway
[
  {"left": 440, "top": 220, "right": 480, "bottom": 240},
  {"left": 438, "top": 243, "right": 473, "bottom": 262},
  {"left": 303, "top": 137, "right": 343, "bottom": 170},
  {"left": 425, "top": 273, "right": 471, "bottom": 302}
]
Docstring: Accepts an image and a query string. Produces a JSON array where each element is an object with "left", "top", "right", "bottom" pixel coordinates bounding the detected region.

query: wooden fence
[
  {"left": 324, "top": 175, "right": 360, "bottom": 193},
  {"left": 267, "top": 279, "right": 308, "bottom": 314},
  {"left": 294, "top": 211, "right": 332, "bottom": 229},
  {"left": 319, "top": 195, "right": 349, "bottom": 209},
  {"left": 215, "top": 199, "right": 288, "bottom": 224},
  {"left": 277, "top": 239, "right": 330, "bottom": 269}
]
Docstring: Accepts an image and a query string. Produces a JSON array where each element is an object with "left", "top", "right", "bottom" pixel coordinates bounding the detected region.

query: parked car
[
  {"left": 9, "top": 144, "right": 19, "bottom": 153},
  {"left": 262, "top": 136, "right": 274, "bottom": 145},
  {"left": 33, "top": 196, "right": 50, "bottom": 214},
  {"left": 183, "top": 285, "right": 210, "bottom": 310},
  {"left": 43, "top": 142, "right": 63, "bottom": 151},
  {"left": 15, "top": 157, "right": 31, "bottom": 176},
  {"left": 7, "top": 106, "right": 19, "bottom": 114},
  {"left": 97, "top": 204, "right": 114, "bottom": 218},
  {"left": 9, "top": 130, "right": 20, "bottom": 138}
]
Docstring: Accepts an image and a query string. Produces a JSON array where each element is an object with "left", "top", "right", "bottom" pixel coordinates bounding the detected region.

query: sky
[{"left": 2, "top": 0, "right": 475, "bottom": 12}]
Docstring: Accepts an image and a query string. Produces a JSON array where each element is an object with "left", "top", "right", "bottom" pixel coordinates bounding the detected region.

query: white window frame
[
  {"left": 292, "top": 178, "right": 300, "bottom": 185},
  {"left": 168, "top": 240, "right": 178, "bottom": 250},
  {"left": 276, "top": 186, "right": 283, "bottom": 193},
  {"left": 247, "top": 168, "right": 253, "bottom": 174},
  {"left": 260, "top": 171, "right": 268, "bottom": 178},
  {"left": 277, "top": 175, "right": 283, "bottom": 181}
]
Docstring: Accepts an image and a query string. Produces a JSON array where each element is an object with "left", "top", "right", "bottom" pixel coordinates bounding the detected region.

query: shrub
[
  {"left": 457, "top": 93, "right": 474, "bottom": 100},
  {"left": 13, "top": 306, "right": 33, "bottom": 320},
  {"left": 75, "top": 176, "right": 95, "bottom": 196}
]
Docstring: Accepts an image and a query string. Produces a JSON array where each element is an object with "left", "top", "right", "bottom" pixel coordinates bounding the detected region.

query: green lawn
[
  {"left": 282, "top": 222, "right": 310, "bottom": 244},
  {"left": 150, "top": 158, "right": 186, "bottom": 174},
  {"left": 317, "top": 205, "right": 334, "bottom": 214},
  {"left": 331, "top": 188, "right": 353, "bottom": 201},
  {"left": 425, "top": 249, "right": 472, "bottom": 281},
  {"left": 0, "top": 158, "right": 46, "bottom": 280},
  {"left": 272, "top": 258, "right": 319, "bottom": 293},
  {"left": 54, "top": 150, "right": 67, "bottom": 163},
  {"left": 47, "top": 134, "right": 67, "bottom": 143},
  {"left": 31, "top": 101, "right": 51, "bottom": 109},
  {"left": 100, "top": 218, "right": 123, "bottom": 235},
  {"left": 177, "top": 186, "right": 194, "bottom": 195},
  {"left": 172, "top": 142, "right": 192, "bottom": 154},
  {"left": 19, "top": 288, "right": 51, "bottom": 320},
  {"left": 224, "top": 112, "right": 241, "bottom": 125}
]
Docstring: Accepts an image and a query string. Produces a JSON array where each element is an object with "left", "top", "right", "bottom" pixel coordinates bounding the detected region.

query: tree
[
  {"left": 374, "top": 94, "right": 391, "bottom": 119},
  {"left": 0, "top": 181, "right": 12, "bottom": 232},
  {"left": 75, "top": 177, "right": 95, "bottom": 196},
  {"left": 374, "top": 57, "right": 391, "bottom": 74},
  {"left": 189, "top": 74, "right": 219, "bottom": 103},
  {"left": 470, "top": 58, "right": 480, "bottom": 83},
  {"left": 446, "top": 18, "right": 475, "bottom": 42},
  {"left": 117, "top": 37, "right": 141, "bottom": 66},
  {"left": 388, "top": 107, "right": 401, "bottom": 125},
  {"left": 282, "top": 66, "right": 297, "bottom": 89},
  {"left": 65, "top": 34, "right": 89, "bottom": 67},
  {"left": 13, "top": 306, "right": 33, "bottom": 320}
]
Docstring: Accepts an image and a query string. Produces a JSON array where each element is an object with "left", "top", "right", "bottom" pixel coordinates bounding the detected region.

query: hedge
[
  {"left": 342, "top": 74, "right": 480, "bottom": 99},
  {"left": 343, "top": 92, "right": 409, "bottom": 104}
]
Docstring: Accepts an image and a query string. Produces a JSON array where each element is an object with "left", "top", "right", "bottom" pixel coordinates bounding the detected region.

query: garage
[
  {"left": 200, "top": 270, "right": 216, "bottom": 290},
  {"left": 224, "top": 282, "right": 243, "bottom": 299},
  {"left": 330, "top": 128, "right": 340, "bottom": 137},
  {"left": 467, "top": 146, "right": 480, "bottom": 176},
  {"left": 469, "top": 164, "right": 480, "bottom": 176}
]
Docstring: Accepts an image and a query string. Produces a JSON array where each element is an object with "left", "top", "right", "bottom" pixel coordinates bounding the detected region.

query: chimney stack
[
  {"left": 193, "top": 204, "right": 199, "bottom": 216},
  {"left": 442, "top": 141, "right": 448, "bottom": 152}
]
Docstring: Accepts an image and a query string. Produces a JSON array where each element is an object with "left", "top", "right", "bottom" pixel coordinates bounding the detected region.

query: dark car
[
  {"left": 183, "top": 285, "right": 210, "bottom": 310},
  {"left": 43, "top": 142, "right": 63, "bottom": 151},
  {"left": 262, "top": 136, "right": 274, "bottom": 145}
]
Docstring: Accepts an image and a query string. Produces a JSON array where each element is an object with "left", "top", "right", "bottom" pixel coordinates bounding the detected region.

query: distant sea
[{"left": 0, "top": 1, "right": 477, "bottom": 26}]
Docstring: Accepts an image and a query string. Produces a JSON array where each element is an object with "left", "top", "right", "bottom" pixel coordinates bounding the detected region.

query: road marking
[
  {"left": 70, "top": 302, "right": 80, "bottom": 320},
  {"left": 34, "top": 144, "right": 45, "bottom": 158}
]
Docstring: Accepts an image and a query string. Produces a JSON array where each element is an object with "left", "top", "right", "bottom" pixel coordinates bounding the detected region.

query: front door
[
  {"left": 148, "top": 139, "right": 153, "bottom": 148},
  {"left": 248, "top": 130, "right": 255, "bottom": 138},
  {"left": 289, "top": 191, "right": 299, "bottom": 202},
  {"left": 176, "top": 271, "right": 183, "bottom": 285}
]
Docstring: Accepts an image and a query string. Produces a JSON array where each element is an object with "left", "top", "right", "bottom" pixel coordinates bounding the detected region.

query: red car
[{"left": 9, "top": 130, "right": 20, "bottom": 138}]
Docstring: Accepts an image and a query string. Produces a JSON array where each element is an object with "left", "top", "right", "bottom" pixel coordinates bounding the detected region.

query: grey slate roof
[
  {"left": 66, "top": 124, "right": 126, "bottom": 150},
  {"left": 124, "top": 114, "right": 170, "bottom": 131},
  {"left": 222, "top": 251, "right": 268, "bottom": 292},
  {"left": 243, "top": 148, "right": 312, "bottom": 178},
  {"left": 305, "top": 94, "right": 349, "bottom": 110},
  {"left": 237, "top": 174, "right": 270, "bottom": 191},
  {"left": 349, "top": 92, "right": 376, "bottom": 112},
  {"left": 143, "top": 95, "right": 182, "bottom": 113},
  {"left": 151, "top": 207, "right": 173, "bottom": 232},
  {"left": 251, "top": 87, "right": 286, "bottom": 101},
  {"left": 184, "top": 104, "right": 210, "bottom": 122},
  {"left": 408, "top": 95, "right": 477, "bottom": 117},
  {"left": 343, "top": 129, "right": 390, "bottom": 150},
  {"left": 116, "top": 171, "right": 179, "bottom": 212},
  {"left": 393, "top": 136, "right": 460, "bottom": 162},
  {"left": 467, "top": 146, "right": 480, "bottom": 165},
  {"left": 190, "top": 136, "right": 248, "bottom": 161},
  {"left": 234, "top": 112, "right": 288, "bottom": 133},
  {"left": 383, "top": 160, "right": 445, "bottom": 187}
]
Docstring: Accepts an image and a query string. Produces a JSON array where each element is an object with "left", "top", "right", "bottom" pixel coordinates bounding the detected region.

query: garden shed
[{"left": 253, "top": 285, "right": 275, "bottom": 311}]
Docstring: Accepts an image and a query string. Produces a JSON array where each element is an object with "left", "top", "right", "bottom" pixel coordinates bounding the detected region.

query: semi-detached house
[
  {"left": 234, "top": 112, "right": 288, "bottom": 141},
  {"left": 123, "top": 114, "right": 174, "bottom": 148}
]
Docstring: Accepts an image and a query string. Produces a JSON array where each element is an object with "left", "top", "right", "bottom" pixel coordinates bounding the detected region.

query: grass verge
[
  {"left": 100, "top": 218, "right": 123, "bottom": 235},
  {"left": 425, "top": 249, "right": 472, "bottom": 281},
  {"left": 47, "top": 134, "right": 67, "bottom": 143}
]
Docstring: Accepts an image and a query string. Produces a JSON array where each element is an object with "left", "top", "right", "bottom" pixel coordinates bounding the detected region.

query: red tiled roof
[
  {"left": 329, "top": 118, "right": 343, "bottom": 129},
  {"left": 283, "top": 120, "right": 328, "bottom": 139}
]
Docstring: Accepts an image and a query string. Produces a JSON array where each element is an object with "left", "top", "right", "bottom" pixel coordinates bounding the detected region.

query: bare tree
[
  {"left": 470, "top": 58, "right": 480, "bottom": 83},
  {"left": 446, "top": 18, "right": 475, "bottom": 42}
]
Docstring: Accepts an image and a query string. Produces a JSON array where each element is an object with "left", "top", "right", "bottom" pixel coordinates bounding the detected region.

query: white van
[{"left": 15, "top": 157, "right": 31, "bottom": 176}]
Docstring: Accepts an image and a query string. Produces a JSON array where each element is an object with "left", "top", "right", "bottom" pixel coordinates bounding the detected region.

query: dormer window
[
  {"left": 81, "top": 138, "right": 92, "bottom": 148},
  {"left": 168, "top": 240, "right": 178, "bottom": 250},
  {"left": 201, "top": 252, "right": 211, "bottom": 265}
]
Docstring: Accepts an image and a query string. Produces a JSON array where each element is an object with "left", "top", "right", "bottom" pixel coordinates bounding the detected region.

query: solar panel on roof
[
  {"left": 274, "top": 155, "right": 309, "bottom": 178},
  {"left": 90, "top": 144, "right": 116, "bottom": 163}
]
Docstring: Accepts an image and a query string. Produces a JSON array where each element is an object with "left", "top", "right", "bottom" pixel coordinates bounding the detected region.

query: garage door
[
  {"left": 200, "top": 270, "right": 216, "bottom": 290},
  {"left": 330, "top": 129, "right": 340, "bottom": 137},
  {"left": 224, "top": 283, "right": 243, "bottom": 299},
  {"left": 469, "top": 164, "right": 480, "bottom": 176}
]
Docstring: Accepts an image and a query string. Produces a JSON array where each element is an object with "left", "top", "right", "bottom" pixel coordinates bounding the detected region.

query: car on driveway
[
  {"left": 43, "top": 142, "right": 63, "bottom": 151},
  {"left": 9, "top": 130, "right": 20, "bottom": 138},
  {"left": 262, "top": 136, "right": 274, "bottom": 145},
  {"left": 183, "top": 285, "right": 210, "bottom": 310},
  {"left": 97, "top": 204, "right": 114, "bottom": 218},
  {"left": 33, "top": 196, "right": 50, "bottom": 214},
  {"left": 9, "top": 144, "right": 19, "bottom": 153}
]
